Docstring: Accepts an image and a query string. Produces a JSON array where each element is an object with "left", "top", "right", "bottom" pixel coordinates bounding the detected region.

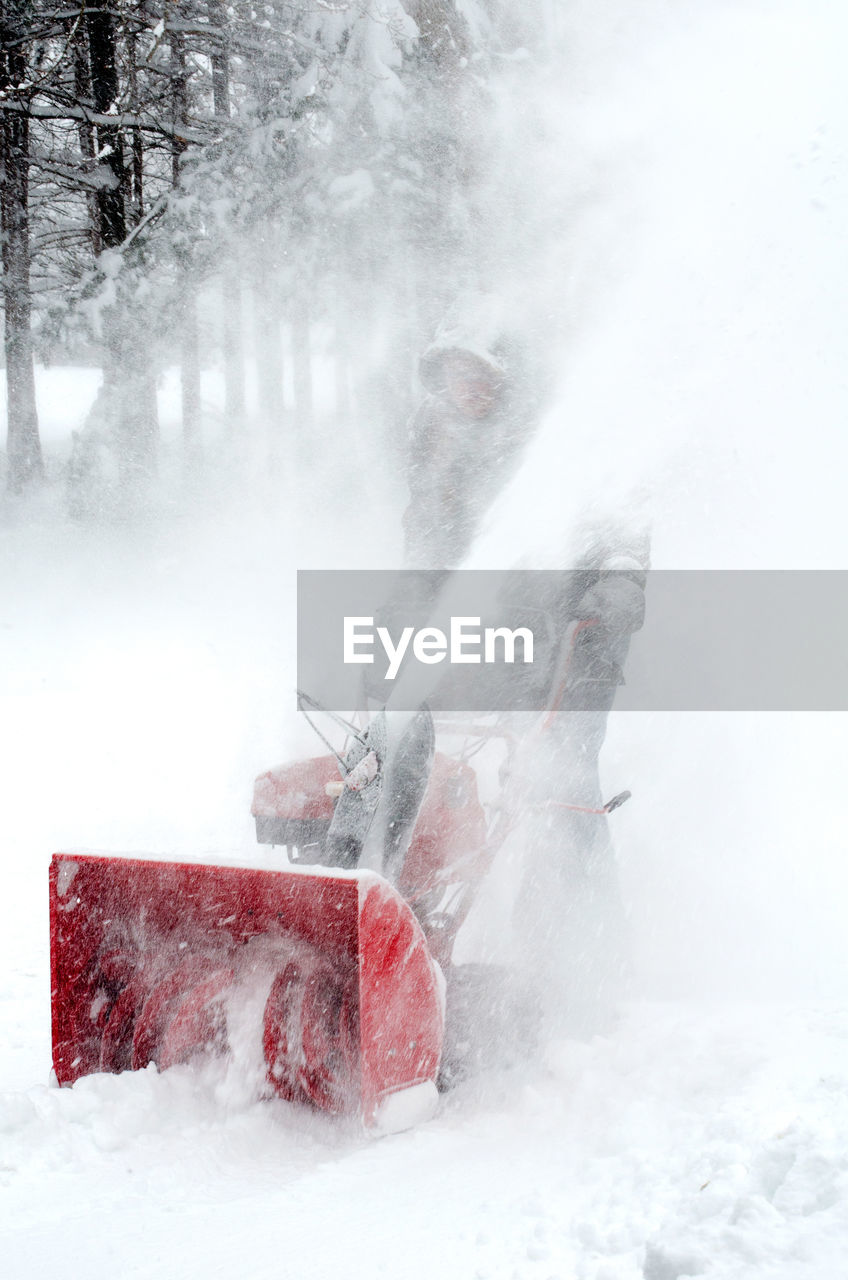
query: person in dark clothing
[
  {"left": 508, "top": 526, "right": 650, "bottom": 1035},
  {"left": 394, "top": 313, "right": 649, "bottom": 1036},
  {"left": 403, "top": 329, "right": 541, "bottom": 569}
]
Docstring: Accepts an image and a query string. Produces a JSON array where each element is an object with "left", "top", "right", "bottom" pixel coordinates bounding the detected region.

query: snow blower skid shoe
[{"left": 49, "top": 853, "right": 444, "bottom": 1131}]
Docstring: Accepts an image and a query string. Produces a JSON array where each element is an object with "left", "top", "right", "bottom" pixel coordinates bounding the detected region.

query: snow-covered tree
[{"left": 2, "top": 0, "right": 548, "bottom": 499}]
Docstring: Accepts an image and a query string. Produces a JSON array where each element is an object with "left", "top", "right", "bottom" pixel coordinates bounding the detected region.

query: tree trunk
[
  {"left": 86, "top": 5, "right": 157, "bottom": 486},
  {"left": 100, "top": 318, "right": 158, "bottom": 490},
  {"left": 1, "top": 2, "right": 43, "bottom": 491},
  {"left": 87, "top": 9, "right": 127, "bottom": 249},
  {"left": 171, "top": 22, "right": 200, "bottom": 457},
  {"left": 253, "top": 266, "right": 283, "bottom": 465},
  {"left": 334, "top": 285, "right": 351, "bottom": 421},
  {"left": 222, "top": 266, "right": 246, "bottom": 431},
  {"left": 72, "top": 23, "right": 101, "bottom": 254},
  {"left": 178, "top": 281, "right": 201, "bottom": 456},
  {"left": 208, "top": 0, "right": 231, "bottom": 119},
  {"left": 291, "top": 295, "right": 313, "bottom": 431},
  {"left": 127, "top": 30, "right": 143, "bottom": 221},
  {"left": 209, "top": 0, "right": 245, "bottom": 434}
]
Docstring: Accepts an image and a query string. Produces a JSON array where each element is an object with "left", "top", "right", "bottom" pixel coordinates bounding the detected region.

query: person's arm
[
  {"left": 402, "top": 405, "right": 432, "bottom": 565},
  {"left": 402, "top": 400, "right": 464, "bottom": 567},
  {"left": 573, "top": 528, "right": 650, "bottom": 637}
]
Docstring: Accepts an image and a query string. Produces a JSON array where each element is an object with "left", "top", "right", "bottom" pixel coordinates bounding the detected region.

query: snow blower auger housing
[{"left": 49, "top": 853, "right": 445, "bottom": 1130}]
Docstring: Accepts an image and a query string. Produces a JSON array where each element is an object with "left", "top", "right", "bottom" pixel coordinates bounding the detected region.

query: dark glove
[{"left": 575, "top": 572, "right": 645, "bottom": 636}]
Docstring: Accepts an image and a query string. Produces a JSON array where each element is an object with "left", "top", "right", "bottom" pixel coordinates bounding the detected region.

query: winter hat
[
  {"left": 419, "top": 291, "right": 518, "bottom": 389},
  {"left": 418, "top": 343, "right": 506, "bottom": 395}
]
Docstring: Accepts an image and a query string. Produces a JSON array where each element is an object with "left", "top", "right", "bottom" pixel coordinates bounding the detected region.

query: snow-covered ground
[
  {"left": 4, "top": 1004, "right": 848, "bottom": 1279},
  {"left": 3, "top": 1, "right": 848, "bottom": 1277}
]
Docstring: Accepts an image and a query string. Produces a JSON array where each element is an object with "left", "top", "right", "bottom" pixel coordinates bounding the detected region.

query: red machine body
[
  {"left": 252, "top": 750, "right": 491, "bottom": 968},
  {"left": 49, "top": 745, "right": 490, "bottom": 1127},
  {"left": 49, "top": 853, "right": 444, "bottom": 1126},
  {"left": 48, "top": 621, "right": 625, "bottom": 1127}
]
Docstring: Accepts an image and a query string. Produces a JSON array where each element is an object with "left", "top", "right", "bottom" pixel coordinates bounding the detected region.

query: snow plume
[
  {"left": 451, "top": 0, "right": 848, "bottom": 1027},
  {"left": 465, "top": 0, "right": 848, "bottom": 572}
]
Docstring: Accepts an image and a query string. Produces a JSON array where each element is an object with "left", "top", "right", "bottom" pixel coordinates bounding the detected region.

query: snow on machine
[{"left": 49, "top": 622, "right": 630, "bottom": 1131}]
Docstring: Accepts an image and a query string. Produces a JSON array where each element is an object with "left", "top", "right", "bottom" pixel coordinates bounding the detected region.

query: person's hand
[{"left": 575, "top": 573, "right": 645, "bottom": 635}]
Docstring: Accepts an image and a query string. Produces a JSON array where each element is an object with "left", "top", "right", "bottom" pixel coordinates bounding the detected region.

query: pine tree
[{"left": 1, "top": 0, "right": 43, "bottom": 491}]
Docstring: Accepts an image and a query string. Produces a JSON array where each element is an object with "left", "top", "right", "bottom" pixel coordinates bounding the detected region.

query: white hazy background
[{"left": 2, "top": 0, "right": 848, "bottom": 1099}]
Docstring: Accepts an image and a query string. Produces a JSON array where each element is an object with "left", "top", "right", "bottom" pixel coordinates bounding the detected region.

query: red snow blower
[
  {"left": 48, "top": 706, "right": 495, "bottom": 1130},
  {"left": 49, "top": 622, "right": 630, "bottom": 1130}
]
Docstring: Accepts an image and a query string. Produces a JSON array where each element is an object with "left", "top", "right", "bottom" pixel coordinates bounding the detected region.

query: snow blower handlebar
[{"left": 547, "top": 790, "right": 632, "bottom": 816}]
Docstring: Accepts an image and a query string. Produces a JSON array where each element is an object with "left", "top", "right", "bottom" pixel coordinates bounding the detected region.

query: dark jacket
[
  {"left": 403, "top": 394, "right": 529, "bottom": 568},
  {"left": 402, "top": 336, "right": 538, "bottom": 568}
]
